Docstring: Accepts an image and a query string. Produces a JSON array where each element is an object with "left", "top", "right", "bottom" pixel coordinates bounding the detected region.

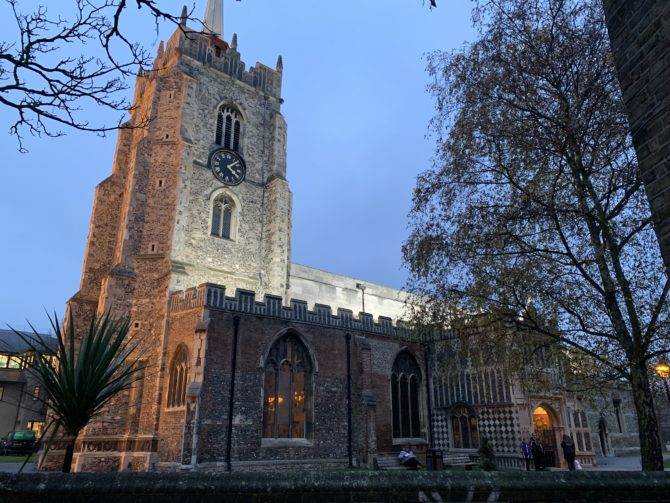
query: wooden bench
[{"left": 443, "top": 453, "right": 476, "bottom": 470}]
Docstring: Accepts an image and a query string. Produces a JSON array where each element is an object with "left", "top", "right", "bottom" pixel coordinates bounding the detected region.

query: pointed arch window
[
  {"left": 211, "top": 194, "right": 237, "bottom": 240},
  {"left": 215, "top": 105, "right": 243, "bottom": 152},
  {"left": 167, "top": 345, "right": 189, "bottom": 409},
  {"left": 263, "top": 335, "right": 313, "bottom": 439},
  {"left": 391, "top": 350, "right": 422, "bottom": 438},
  {"left": 450, "top": 405, "right": 479, "bottom": 449}
]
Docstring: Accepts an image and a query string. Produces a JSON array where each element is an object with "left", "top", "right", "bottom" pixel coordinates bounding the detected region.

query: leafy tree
[
  {"left": 12, "top": 312, "right": 146, "bottom": 472},
  {"left": 403, "top": 0, "right": 669, "bottom": 470},
  {"left": 478, "top": 436, "right": 496, "bottom": 471}
]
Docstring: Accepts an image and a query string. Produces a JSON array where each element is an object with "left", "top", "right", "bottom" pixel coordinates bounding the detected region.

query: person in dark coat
[
  {"left": 398, "top": 445, "right": 422, "bottom": 470},
  {"left": 561, "top": 434, "right": 576, "bottom": 471},
  {"left": 521, "top": 439, "right": 533, "bottom": 471},
  {"left": 529, "top": 433, "right": 544, "bottom": 471}
]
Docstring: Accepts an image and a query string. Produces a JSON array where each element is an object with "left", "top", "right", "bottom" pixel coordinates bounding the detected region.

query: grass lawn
[
  {"left": 1, "top": 454, "right": 36, "bottom": 463},
  {"left": 664, "top": 459, "right": 670, "bottom": 469}
]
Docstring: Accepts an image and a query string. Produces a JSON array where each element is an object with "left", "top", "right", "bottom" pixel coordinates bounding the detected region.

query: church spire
[
  {"left": 203, "top": 0, "right": 223, "bottom": 38},
  {"left": 180, "top": 5, "right": 188, "bottom": 26}
]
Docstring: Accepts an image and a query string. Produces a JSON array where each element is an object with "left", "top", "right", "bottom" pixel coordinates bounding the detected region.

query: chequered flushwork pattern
[
  {"left": 432, "top": 410, "right": 450, "bottom": 450},
  {"left": 476, "top": 406, "right": 520, "bottom": 454},
  {"left": 431, "top": 406, "right": 521, "bottom": 453}
]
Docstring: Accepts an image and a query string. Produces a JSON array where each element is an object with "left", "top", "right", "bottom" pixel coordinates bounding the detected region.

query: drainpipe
[
  {"left": 225, "top": 315, "right": 240, "bottom": 472},
  {"left": 13, "top": 377, "right": 25, "bottom": 430},
  {"left": 346, "top": 333, "right": 353, "bottom": 467}
]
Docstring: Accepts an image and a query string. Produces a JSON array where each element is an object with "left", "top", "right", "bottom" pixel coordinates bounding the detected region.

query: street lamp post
[
  {"left": 356, "top": 283, "right": 366, "bottom": 313},
  {"left": 655, "top": 361, "right": 670, "bottom": 405},
  {"left": 654, "top": 361, "right": 670, "bottom": 454}
]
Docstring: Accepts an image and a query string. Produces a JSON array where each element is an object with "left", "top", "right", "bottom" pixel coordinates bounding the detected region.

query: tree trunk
[
  {"left": 62, "top": 440, "right": 75, "bottom": 473},
  {"left": 630, "top": 362, "right": 664, "bottom": 470}
]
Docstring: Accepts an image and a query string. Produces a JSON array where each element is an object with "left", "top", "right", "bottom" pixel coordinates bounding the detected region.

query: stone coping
[{"left": 2, "top": 470, "right": 670, "bottom": 502}]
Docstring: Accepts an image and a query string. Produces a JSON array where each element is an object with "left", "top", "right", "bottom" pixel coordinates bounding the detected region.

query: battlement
[
  {"left": 148, "top": 25, "right": 282, "bottom": 100},
  {"left": 169, "top": 283, "right": 413, "bottom": 338}
]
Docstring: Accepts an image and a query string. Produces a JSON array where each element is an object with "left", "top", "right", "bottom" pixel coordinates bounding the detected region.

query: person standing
[
  {"left": 521, "top": 439, "right": 533, "bottom": 471},
  {"left": 530, "top": 433, "right": 544, "bottom": 471},
  {"left": 561, "top": 434, "right": 576, "bottom": 471}
]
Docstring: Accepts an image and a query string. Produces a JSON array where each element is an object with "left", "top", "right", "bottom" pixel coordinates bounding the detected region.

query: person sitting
[{"left": 398, "top": 445, "right": 422, "bottom": 470}]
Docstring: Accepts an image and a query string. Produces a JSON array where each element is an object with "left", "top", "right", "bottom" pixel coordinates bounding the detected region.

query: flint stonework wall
[
  {"left": 179, "top": 309, "right": 419, "bottom": 468},
  {"left": 7, "top": 471, "right": 670, "bottom": 503},
  {"left": 169, "top": 36, "right": 290, "bottom": 299},
  {"left": 156, "top": 307, "right": 204, "bottom": 465},
  {"left": 60, "top": 45, "right": 188, "bottom": 472}
]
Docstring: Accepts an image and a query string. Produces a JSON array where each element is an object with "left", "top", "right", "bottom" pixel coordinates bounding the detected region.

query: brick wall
[
  {"left": 159, "top": 299, "right": 427, "bottom": 468},
  {"left": 603, "top": 0, "right": 670, "bottom": 271}
]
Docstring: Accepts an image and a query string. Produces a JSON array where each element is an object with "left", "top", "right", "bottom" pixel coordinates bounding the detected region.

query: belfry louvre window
[
  {"left": 391, "top": 350, "right": 422, "bottom": 438},
  {"left": 215, "top": 105, "right": 242, "bottom": 151},
  {"left": 167, "top": 345, "right": 189, "bottom": 408},
  {"left": 450, "top": 405, "right": 479, "bottom": 449},
  {"left": 263, "top": 335, "right": 313, "bottom": 439},
  {"left": 211, "top": 194, "right": 236, "bottom": 240}
]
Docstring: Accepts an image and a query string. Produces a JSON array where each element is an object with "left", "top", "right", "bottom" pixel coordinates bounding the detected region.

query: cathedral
[{"left": 51, "top": 1, "right": 640, "bottom": 472}]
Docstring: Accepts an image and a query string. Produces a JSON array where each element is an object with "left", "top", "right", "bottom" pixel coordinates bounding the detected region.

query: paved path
[
  {"left": 0, "top": 456, "right": 664, "bottom": 473},
  {"left": 0, "top": 462, "right": 36, "bottom": 473},
  {"left": 587, "top": 456, "right": 642, "bottom": 471}
]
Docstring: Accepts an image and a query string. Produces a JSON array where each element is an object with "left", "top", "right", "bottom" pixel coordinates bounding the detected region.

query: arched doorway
[
  {"left": 533, "top": 406, "right": 558, "bottom": 467},
  {"left": 598, "top": 418, "right": 609, "bottom": 456}
]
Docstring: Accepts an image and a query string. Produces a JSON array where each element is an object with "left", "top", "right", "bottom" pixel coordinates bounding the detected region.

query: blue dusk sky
[{"left": 0, "top": 1, "right": 475, "bottom": 332}]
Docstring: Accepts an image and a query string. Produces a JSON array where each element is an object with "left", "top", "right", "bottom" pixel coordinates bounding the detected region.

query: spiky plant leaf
[{"left": 10, "top": 311, "right": 147, "bottom": 441}]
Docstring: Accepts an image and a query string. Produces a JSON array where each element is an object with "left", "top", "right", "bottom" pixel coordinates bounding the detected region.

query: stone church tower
[
  {"left": 47, "top": 1, "right": 642, "bottom": 474},
  {"left": 60, "top": 1, "right": 293, "bottom": 470}
]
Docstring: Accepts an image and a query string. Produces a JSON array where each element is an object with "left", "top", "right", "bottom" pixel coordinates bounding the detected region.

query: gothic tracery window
[
  {"left": 450, "top": 405, "right": 479, "bottom": 449},
  {"left": 262, "top": 335, "right": 313, "bottom": 439},
  {"left": 211, "top": 194, "right": 237, "bottom": 240},
  {"left": 573, "top": 409, "right": 593, "bottom": 452},
  {"left": 215, "top": 105, "right": 242, "bottom": 151},
  {"left": 391, "top": 350, "right": 422, "bottom": 438},
  {"left": 167, "top": 345, "right": 189, "bottom": 408}
]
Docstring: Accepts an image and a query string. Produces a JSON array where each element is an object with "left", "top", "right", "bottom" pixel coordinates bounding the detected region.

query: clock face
[{"left": 209, "top": 148, "right": 246, "bottom": 186}]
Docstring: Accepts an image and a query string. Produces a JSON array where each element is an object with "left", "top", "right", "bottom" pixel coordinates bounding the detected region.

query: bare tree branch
[{"left": 0, "top": 0, "right": 201, "bottom": 151}]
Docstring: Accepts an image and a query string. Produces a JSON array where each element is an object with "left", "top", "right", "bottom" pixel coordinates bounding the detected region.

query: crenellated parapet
[
  {"left": 169, "top": 283, "right": 412, "bottom": 338},
  {"left": 171, "top": 28, "right": 281, "bottom": 99},
  {"left": 136, "top": 24, "right": 282, "bottom": 102}
]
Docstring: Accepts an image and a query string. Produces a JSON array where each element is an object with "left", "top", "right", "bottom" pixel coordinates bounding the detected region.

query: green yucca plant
[{"left": 10, "top": 311, "right": 146, "bottom": 472}]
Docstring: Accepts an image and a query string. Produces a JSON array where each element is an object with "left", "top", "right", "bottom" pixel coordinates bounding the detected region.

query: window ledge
[
  {"left": 392, "top": 437, "right": 428, "bottom": 446},
  {"left": 210, "top": 234, "right": 236, "bottom": 242},
  {"left": 261, "top": 438, "right": 313, "bottom": 448}
]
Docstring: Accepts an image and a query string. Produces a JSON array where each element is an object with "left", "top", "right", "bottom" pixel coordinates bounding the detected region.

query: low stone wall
[{"left": 2, "top": 470, "right": 670, "bottom": 502}]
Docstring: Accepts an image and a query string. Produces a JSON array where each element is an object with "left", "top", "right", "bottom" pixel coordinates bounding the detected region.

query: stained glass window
[
  {"left": 262, "top": 335, "right": 313, "bottom": 439},
  {"left": 391, "top": 350, "right": 422, "bottom": 438}
]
